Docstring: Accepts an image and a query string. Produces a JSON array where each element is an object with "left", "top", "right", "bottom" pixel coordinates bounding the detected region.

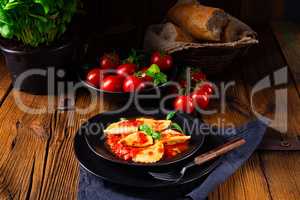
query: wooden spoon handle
[{"left": 194, "top": 138, "right": 246, "bottom": 165}]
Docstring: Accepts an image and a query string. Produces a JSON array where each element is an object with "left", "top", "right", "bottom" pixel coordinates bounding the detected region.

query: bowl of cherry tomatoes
[{"left": 79, "top": 49, "right": 177, "bottom": 96}]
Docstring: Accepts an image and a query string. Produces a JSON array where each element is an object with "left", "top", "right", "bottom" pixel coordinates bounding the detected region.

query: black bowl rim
[
  {"left": 82, "top": 110, "right": 205, "bottom": 168},
  {"left": 77, "top": 64, "right": 178, "bottom": 95}
]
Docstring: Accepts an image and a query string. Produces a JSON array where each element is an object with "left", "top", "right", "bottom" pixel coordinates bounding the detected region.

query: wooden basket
[
  {"left": 171, "top": 46, "right": 249, "bottom": 75},
  {"left": 144, "top": 19, "right": 258, "bottom": 75}
]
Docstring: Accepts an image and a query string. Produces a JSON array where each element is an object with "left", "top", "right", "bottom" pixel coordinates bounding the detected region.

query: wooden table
[{"left": 0, "top": 23, "right": 299, "bottom": 200}]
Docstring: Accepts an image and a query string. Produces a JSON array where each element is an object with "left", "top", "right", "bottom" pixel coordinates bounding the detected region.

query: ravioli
[
  {"left": 163, "top": 135, "right": 191, "bottom": 145},
  {"left": 132, "top": 141, "right": 164, "bottom": 163},
  {"left": 161, "top": 129, "right": 191, "bottom": 145},
  {"left": 119, "top": 131, "right": 153, "bottom": 147},
  {"left": 103, "top": 120, "right": 141, "bottom": 134},
  {"left": 161, "top": 129, "right": 183, "bottom": 136},
  {"left": 104, "top": 117, "right": 191, "bottom": 163}
]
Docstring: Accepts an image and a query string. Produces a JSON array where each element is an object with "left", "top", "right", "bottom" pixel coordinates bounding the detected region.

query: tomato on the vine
[
  {"left": 99, "top": 53, "right": 120, "bottom": 69},
  {"left": 140, "top": 67, "right": 153, "bottom": 82},
  {"left": 173, "top": 95, "right": 195, "bottom": 114},
  {"left": 199, "top": 83, "right": 214, "bottom": 96},
  {"left": 100, "top": 75, "right": 124, "bottom": 92},
  {"left": 191, "top": 90, "right": 210, "bottom": 109},
  {"left": 86, "top": 68, "right": 105, "bottom": 87},
  {"left": 117, "top": 63, "right": 137, "bottom": 76},
  {"left": 150, "top": 51, "right": 173, "bottom": 71},
  {"left": 123, "top": 76, "right": 145, "bottom": 92}
]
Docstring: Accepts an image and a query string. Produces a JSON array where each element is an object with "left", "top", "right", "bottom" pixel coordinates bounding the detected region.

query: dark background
[{"left": 78, "top": 0, "right": 300, "bottom": 48}]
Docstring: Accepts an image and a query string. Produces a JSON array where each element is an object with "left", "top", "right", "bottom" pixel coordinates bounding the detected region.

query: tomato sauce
[
  {"left": 106, "top": 134, "right": 189, "bottom": 161},
  {"left": 164, "top": 142, "right": 189, "bottom": 159},
  {"left": 119, "top": 119, "right": 143, "bottom": 127},
  {"left": 106, "top": 135, "right": 142, "bottom": 161}
]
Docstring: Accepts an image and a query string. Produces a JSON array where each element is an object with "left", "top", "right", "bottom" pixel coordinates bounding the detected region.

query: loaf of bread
[
  {"left": 167, "top": 0, "right": 228, "bottom": 42},
  {"left": 223, "top": 15, "right": 257, "bottom": 42}
]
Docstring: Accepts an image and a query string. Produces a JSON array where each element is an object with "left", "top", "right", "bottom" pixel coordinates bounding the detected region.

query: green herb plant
[{"left": 0, "top": 0, "right": 77, "bottom": 47}]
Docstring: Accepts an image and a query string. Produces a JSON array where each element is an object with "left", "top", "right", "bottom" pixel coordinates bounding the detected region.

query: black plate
[
  {"left": 82, "top": 110, "right": 205, "bottom": 169},
  {"left": 74, "top": 130, "right": 223, "bottom": 189}
]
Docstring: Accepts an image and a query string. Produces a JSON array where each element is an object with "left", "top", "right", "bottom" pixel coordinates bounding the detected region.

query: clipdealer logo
[
  {"left": 12, "top": 66, "right": 288, "bottom": 133},
  {"left": 250, "top": 67, "right": 288, "bottom": 133}
]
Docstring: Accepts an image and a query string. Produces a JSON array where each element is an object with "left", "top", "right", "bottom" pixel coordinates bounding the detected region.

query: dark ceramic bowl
[{"left": 79, "top": 109, "right": 205, "bottom": 170}]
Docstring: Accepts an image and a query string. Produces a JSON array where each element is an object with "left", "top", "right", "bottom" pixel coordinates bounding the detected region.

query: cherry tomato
[
  {"left": 140, "top": 67, "right": 153, "bottom": 82},
  {"left": 192, "top": 71, "right": 206, "bottom": 82},
  {"left": 200, "top": 83, "right": 214, "bottom": 96},
  {"left": 191, "top": 91, "right": 210, "bottom": 109},
  {"left": 99, "top": 53, "right": 120, "bottom": 69},
  {"left": 123, "top": 76, "right": 145, "bottom": 92},
  {"left": 150, "top": 51, "right": 173, "bottom": 71},
  {"left": 100, "top": 75, "right": 124, "bottom": 92},
  {"left": 117, "top": 63, "right": 137, "bottom": 76},
  {"left": 173, "top": 96, "right": 195, "bottom": 114},
  {"left": 86, "top": 68, "right": 105, "bottom": 87}
]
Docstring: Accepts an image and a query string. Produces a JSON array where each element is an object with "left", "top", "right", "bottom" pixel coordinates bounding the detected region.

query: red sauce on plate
[
  {"left": 119, "top": 119, "right": 143, "bottom": 127},
  {"left": 106, "top": 135, "right": 141, "bottom": 161},
  {"left": 106, "top": 134, "right": 189, "bottom": 161},
  {"left": 164, "top": 142, "right": 189, "bottom": 159}
]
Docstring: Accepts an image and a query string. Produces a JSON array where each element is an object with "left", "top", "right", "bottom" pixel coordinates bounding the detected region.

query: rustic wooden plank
[
  {"left": 260, "top": 152, "right": 300, "bottom": 200},
  {"left": 0, "top": 93, "right": 49, "bottom": 200},
  {"left": 241, "top": 27, "right": 300, "bottom": 137},
  {"left": 0, "top": 90, "right": 112, "bottom": 200},
  {"left": 210, "top": 27, "right": 300, "bottom": 200},
  {"left": 0, "top": 56, "right": 12, "bottom": 105},
  {"left": 209, "top": 154, "right": 272, "bottom": 200},
  {"left": 207, "top": 47, "right": 271, "bottom": 200},
  {"left": 239, "top": 27, "right": 300, "bottom": 200},
  {"left": 38, "top": 94, "right": 112, "bottom": 200},
  {"left": 272, "top": 22, "right": 300, "bottom": 96}
]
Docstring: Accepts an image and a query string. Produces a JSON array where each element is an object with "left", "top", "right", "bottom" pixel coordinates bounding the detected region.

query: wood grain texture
[
  {"left": 207, "top": 32, "right": 270, "bottom": 200},
  {"left": 260, "top": 152, "right": 300, "bottom": 200},
  {"left": 272, "top": 22, "right": 300, "bottom": 95},
  {"left": 0, "top": 57, "right": 12, "bottom": 106},
  {"left": 209, "top": 154, "right": 271, "bottom": 200},
  {"left": 0, "top": 89, "right": 112, "bottom": 200},
  {"left": 241, "top": 27, "right": 300, "bottom": 136},
  {"left": 209, "top": 27, "right": 300, "bottom": 200}
]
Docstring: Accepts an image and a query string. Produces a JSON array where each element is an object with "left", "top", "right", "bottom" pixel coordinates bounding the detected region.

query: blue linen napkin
[{"left": 78, "top": 120, "right": 267, "bottom": 200}]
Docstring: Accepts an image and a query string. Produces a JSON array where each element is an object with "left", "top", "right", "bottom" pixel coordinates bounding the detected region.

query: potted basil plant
[{"left": 0, "top": 0, "right": 77, "bottom": 94}]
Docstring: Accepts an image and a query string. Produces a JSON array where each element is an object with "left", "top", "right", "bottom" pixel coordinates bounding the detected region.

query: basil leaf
[
  {"left": 153, "top": 79, "right": 160, "bottom": 86},
  {"left": 152, "top": 132, "right": 161, "bottom": 140},
  {"left": 154, "top": 73, "right": 167, "bottom": 85},
  {"left": 139, "top": 124, "right": 153, "bottom": 136},
  {"left": 146, "top": 64, "right": 160, "bottom": 76},
  {"left": 171, "top": 123, "right": 184, "bottom": 133},
  {"left": 166, "top": 111, "right": 176, "bottom": 120},
  {"left": 139, "top": 124, "right": 162, "bottom": 139}
]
